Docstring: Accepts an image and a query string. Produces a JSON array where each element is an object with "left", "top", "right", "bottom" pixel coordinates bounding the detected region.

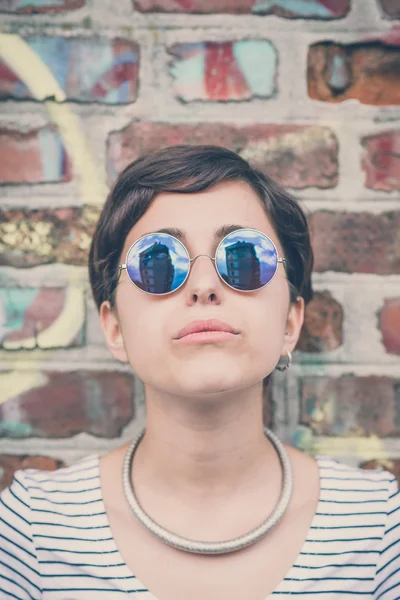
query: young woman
[{"left": 1, "top": 146, "right": 399, "bottom": 600}]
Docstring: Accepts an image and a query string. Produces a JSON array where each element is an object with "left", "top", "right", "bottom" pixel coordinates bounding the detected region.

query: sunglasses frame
[{"left": 118, "top": 227, "right": 287, "bottom": 296}]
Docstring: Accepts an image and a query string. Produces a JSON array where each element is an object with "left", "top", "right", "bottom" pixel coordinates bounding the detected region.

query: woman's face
[{"left": 100, "top": 180, "right": 304, "bottom": 398}]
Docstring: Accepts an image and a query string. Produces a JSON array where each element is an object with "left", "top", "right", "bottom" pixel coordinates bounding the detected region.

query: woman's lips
[
  {"left": 174, "top": 331, "right": 239, "bottom": 344},
  {"left": 175, "top": 318, "right": 239, "bottom": 340}
]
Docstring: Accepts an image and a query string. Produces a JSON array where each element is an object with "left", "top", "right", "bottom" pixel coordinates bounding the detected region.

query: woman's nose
[{"left": 185, "top": 254, "right": 222, "bottom": 304}]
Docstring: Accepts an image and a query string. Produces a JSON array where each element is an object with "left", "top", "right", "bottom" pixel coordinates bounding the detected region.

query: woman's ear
[
  {"left": 99, "top": 300, "right": 129, "bottom": 363},
  {"left": 283, "top": 296, "right": 305, "bottom": 354}
]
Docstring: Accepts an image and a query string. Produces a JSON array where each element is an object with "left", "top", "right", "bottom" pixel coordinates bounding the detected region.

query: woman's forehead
[{"left": 127, "top": 181, "right": 277, "bottom": 242}]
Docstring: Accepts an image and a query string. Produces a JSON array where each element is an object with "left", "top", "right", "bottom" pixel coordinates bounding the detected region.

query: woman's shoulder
[
  {"left": 288, "top": 443, "right": 398, "bottom": 497},
  {"left": 314, "top": 456, "right": 400, "bottom": 598},
  {"left": 316, "top": 453, "right": 398, "bottom": 481},
  {"left": 315, "top": 454, "right": 396, "bottom": 487},
  {"left": 314, "top": 455, "right": 400, "bottom": 597},
  {"left": 19, "top": 452, "right": 101, "bottom": 492},
  {"left": 1, "top": 452, "right": 102, "bottom": 518},
  {"left": 315, "top": 453, "right": 399, "bottom": 499},
  {"left": 0, "top": 454, "right": 105, "bottom": 599}
]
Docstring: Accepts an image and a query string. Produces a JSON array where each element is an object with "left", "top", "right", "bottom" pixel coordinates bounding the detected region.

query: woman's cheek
[
  {"left": 255, "top": 309, "right": 287, "bottom": 355},
  {"left": 123, "top": 319, "right": 163, "bottom": 372}
]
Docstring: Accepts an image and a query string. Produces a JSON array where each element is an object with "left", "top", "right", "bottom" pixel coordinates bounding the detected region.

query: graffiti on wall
[
  {"left": 0, "top": 287, "right": 84, "bottom": 350},
  {"left": 134, "top": 0, "right": 350, "bottom": 18},
  {"left": 0, "top": 36, "right": 139, "bottom": 104},
  {"left": 0, "top": 33, "right": 107, "bottom": 412},
  {"left": 0, "top": 125, "right": 71, "bottom": 183},
  {"left": 169, "top": 40, "right": 277, "bottom": 101},
  {"left": 1, "top": 0, "right": 85, "bottom": 14}
]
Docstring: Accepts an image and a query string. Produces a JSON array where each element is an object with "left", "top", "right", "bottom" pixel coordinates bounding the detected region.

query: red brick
[
  {"left": 0, "top": 37, "right": 139, "bottom": 104},
  {"left": 309, "top": 211, "right": 400, "bottom": 274},
  {"left": 107, "top": 122, "right": 338, "bottom": 189},
  {"left": 360, "top": 458, "right": 400, "bottom": 485},
  {"left": 377, "top": 0, "right": 400, "bottom": 19},
  {"left": 378, "top": 29, "right": 400, "bottom": 46},
  {"left": 1, "top": 0, "right": 84, "bottom": 13},
  {"left": 297, "top": 291, "right": 343, "bottom": 352},
  {"left": 0, "top": 287, "right": 85, "bottom": 349},
  {"left": 0, "top": 126, "right": 71, "bottom": 184},
  {"left": 0, "top": 371, "right": 134, "bottom": 439},
  {"left": 133, "top": 0, "right": 350, "bottom": 18},
  {"left": 378, "top": 297, "right": 400, "bottom": 355},
  {"left": 361, "top": 130, "right": 400, "bottom": 191},
  {"left": 308, "top": 42, "right": 400, "bottom": 105},
  {"left": 0, "top": 206, "right": 99, "bottom": 268},
  {"left": 300, "top": 375, "right": 399, "bottom": 437},
  {"left": 0, "top": 455, "right": 65, "bottom": 492}
]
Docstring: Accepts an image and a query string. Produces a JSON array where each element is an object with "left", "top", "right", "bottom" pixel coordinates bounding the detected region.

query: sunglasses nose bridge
[
  {"left": 189, "top": 254, "right": 216, "bottom": 264},
  {"left": 187, "top": 254, "right": 218, "bottom": 282}
]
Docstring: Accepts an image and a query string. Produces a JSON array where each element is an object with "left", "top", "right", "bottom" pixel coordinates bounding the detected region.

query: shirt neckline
[{"left": 91, "top": 452, "right": 327, "bottom": 599}]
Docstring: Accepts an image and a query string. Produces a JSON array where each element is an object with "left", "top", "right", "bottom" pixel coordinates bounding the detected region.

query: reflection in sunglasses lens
[
  {"left": 126, "top": 234, "right": 189, "bottom": 294},
  {"left": 216, "top": 230, "right": 278, "bottom": 291}
]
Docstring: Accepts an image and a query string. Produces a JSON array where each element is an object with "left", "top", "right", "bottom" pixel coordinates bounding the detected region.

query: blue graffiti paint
[
  {"left": 37, "top": 127, "right": 66, "bottom": 181},
  {"left": 14, "top": 0, "right": 64, "bottom": 8},
  {"left": 0, "top": 289, "right": 39, "bottom": 344},
  {"left": 253, "top": 0, "right": 332, "bottom": 17},
  {"left": 233, "top": 40, "right": 277, "bottom": 97},
  {"left": 327, "top": 54, "right": 350, "bottom": 92}
]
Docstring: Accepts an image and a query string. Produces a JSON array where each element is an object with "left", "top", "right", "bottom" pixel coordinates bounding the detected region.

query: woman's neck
[{"left": 132, "top": 383, "right": 280, "bottom": 505}]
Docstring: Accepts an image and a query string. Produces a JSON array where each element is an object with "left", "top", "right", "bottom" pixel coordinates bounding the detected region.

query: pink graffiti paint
[{"left": 204, "top": 43, "right": 249, "bottom": 101}]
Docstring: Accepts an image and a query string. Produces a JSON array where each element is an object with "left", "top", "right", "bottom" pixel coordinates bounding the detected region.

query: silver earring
[{"left": 276, "top": 351, "right": 292, "bottom": 372}]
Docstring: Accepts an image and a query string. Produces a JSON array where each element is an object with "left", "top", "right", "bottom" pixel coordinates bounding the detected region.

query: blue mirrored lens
[
  {"left": 126, "top": 233, "right": 190, "bottom": 294},
  {"left": 215, "top": 229, "right": 278, "bottom": 291}
]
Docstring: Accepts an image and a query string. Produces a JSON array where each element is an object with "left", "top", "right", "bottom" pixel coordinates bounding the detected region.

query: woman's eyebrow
[{"left": 148, "top": 224, "right": 245, "bottom": 241}]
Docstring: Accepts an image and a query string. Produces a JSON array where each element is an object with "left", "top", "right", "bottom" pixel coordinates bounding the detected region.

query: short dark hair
[{"left": 89, "top": 144, "right": 313, "bottom": 314}]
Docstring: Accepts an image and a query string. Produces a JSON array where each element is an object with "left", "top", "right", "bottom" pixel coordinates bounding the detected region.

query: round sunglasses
[{"left": 118, "top": 228, "right": 287, "bottom": 296}]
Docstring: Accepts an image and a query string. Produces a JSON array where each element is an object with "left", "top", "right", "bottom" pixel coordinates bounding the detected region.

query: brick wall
[{"left": 0, "top": 0, "right": 399, "bottom": 490}]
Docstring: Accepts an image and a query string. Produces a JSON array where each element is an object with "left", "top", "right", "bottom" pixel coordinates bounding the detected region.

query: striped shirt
[{"left": 0, "top": 453, "right": 399, "bottom": 599}]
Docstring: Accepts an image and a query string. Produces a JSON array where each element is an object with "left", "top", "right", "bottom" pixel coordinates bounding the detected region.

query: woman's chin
[{"left": 172, "top": 373, "right": 254, "bottom": 398}]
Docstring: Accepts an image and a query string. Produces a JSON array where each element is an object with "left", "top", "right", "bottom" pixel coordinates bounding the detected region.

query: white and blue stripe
[{"left": 0, "top": 454, "right": 399, "bottom": 599}]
